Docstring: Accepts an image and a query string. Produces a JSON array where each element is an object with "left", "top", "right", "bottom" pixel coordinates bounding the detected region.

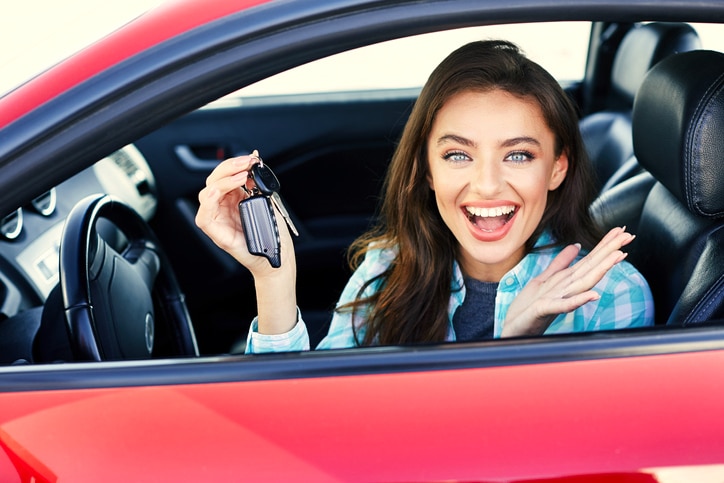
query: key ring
[
  {"left": 250, "top": 151, "right": 264, "bottom": 168},
  {"left": 241, "top": 184, "right": 261, "bottom": 197}
]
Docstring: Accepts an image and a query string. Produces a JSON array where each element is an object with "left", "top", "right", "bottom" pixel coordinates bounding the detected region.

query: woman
[{"left": 196, "top": 40, "right": 654, "bottom": 352}]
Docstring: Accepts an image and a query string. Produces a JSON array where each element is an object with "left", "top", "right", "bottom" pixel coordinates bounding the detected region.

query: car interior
[
  {"left": 579, "top": 22, "right": 702, "bottom": 192},
  {"left": 592, "top": 48, "right": 724, "bottom": 327},
  {"left": 1, "top": 19, "right": 724, "bottom": 364}
]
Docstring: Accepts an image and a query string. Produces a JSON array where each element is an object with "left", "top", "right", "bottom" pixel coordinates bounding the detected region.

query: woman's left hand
[{"left": 501, "top": 226, "right": 635, "bottom": 337}]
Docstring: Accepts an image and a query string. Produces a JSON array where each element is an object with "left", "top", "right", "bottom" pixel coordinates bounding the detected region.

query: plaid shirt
[{"left": 246, "top": 232, "right": 654, "bottom": 353}]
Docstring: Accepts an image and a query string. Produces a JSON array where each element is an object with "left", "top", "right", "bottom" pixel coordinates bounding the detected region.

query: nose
[{"left": 470, "top": 158, "right": 503, "bottom": 196}]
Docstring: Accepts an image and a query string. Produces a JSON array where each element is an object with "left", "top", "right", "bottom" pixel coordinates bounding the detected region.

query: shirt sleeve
[
  {"left": 315, "top": 247, "right": 393, "bottom": 349},
  {"left": 537, "top": 258, "right": 654, "bottom": 335},
  {"left": 245, "top": 307, "right": 310, "bottom": 353},
  {"left": 246, "top": 245, "right": 394, "bottom": 353},
  {"left": 583, "top": 259, "right": 655, "bottom": 331}
]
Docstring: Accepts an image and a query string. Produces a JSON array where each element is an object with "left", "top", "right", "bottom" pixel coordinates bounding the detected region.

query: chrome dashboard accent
[
  {"left": 0, "top": 209, "right": 23, "bottom": 240},
  {"left": 31, "top": 188, "right": 57, "bottom": 217},
  {"left": 15, "top": 222, "right": 63, "bottom": 299}
]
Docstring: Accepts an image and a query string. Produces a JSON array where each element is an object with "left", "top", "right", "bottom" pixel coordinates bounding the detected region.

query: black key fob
[
  {"left": 251, "top": 161, "right": 299, "bottom": 237},
  {"left": 239, "top": 195, "right": 281, "bottom": 268},
  {"left": 251, "top": 163, "right": 281, "bottom": 195}
]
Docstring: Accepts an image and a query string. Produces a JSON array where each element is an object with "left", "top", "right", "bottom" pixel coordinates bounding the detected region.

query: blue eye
[
  {"left": 506, "top": 151, "right": 534, "bottom": 163},
  {"left": 443, "top": 151, "right": 470, "bottom": 163}
]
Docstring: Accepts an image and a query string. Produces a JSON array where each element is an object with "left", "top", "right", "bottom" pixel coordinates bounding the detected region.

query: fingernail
[{"left": 574, "top": 243, "right": 581, "bottom": 250}]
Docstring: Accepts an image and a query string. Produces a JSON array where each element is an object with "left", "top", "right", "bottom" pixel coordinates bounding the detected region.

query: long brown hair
[{"left": 342, "top": 40, "right": 601, "bottom": 346}]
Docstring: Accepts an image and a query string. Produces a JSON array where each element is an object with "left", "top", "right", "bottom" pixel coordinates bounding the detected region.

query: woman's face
[{"left": 426, "top": 89, "right": 568, "bottom": 281}]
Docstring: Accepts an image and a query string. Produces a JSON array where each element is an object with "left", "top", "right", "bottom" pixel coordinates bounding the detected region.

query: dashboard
[{"left": 0, "top": 144, "right": 158, "bottom": 320}]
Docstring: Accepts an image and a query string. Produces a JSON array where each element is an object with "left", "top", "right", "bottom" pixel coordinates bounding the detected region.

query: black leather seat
[
  {"left": 592, "top": 49, "right": 724, "bottom": 327},
  {"left": 580, "top": 22, "right": 701, "bottom": 192}
]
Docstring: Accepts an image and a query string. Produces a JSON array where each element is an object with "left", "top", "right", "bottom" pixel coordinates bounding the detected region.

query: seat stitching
[
  {"left": 683, "top": 272, "right": 724, "bottom": 325},
  {"left": 686, "top": 72, "right": 724, "bottom": 217}
]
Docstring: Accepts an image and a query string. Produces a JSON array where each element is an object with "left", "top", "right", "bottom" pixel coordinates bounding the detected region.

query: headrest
[
  {"left": 633, "top": 50, "right": 724, "bottom": 218},
  {"left": 612, "top": 23, "right": 701, "bottom": 106}
]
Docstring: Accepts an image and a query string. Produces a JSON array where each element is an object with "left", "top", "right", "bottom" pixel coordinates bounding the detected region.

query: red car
[{"left": 1, "top": 0, "right": 724, "bottom": 481}]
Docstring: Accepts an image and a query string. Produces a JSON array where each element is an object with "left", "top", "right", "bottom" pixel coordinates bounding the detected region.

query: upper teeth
[{"left": 466, "top": 205, "right": 515, "bottom": 218}]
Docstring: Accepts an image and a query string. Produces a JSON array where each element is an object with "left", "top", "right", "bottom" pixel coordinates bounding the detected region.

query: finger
[
  {"left": 196, "top": 182, "right": 243, "bottom": 227},
  {"left": 537, "top": 243, "right": 580, "bottom": 281},
  {"left": 574, "top": 250, "right": 628, "bottom": 288},
  {"left": 199, "top": 178, "right": 247, "bottom": 214},
  {"left": 540, "top": 290, "right": 601, "bottom": 316},
  {"left": 537, "top": 228, "right": 632, "bottom": 299},
  {"left": 195, "top": 185, "right": 225, "bottom": 228},
  {"left": 559, "top": 245, "right": 629, "bottom": 298},
  {"left": 583, "top": 226, "right": 634, "bottom": 262},
  {"left": 564, "top": 227, "right": 631, "bottom": 275},
  {"left": 205, "top": 152, "right": 260, "bottom": 186},
  {"left": 535, "top": 227, "right": 630, "bottom": 284},
  {"left": 195, "top": 190, "right": 216, "bottom": 231}
]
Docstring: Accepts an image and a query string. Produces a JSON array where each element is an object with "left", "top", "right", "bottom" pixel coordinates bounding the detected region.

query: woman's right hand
[
  {"left": 195, "top": 151, "right": 296, "bottom": 277},
  {"left": 196, "top": 151, "right": 299, "bottom": 335}
]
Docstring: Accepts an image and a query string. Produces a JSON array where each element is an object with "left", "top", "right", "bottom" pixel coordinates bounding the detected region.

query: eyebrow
[
  {"left": 500, "top": 136, "right": 542, "bottom": 148},
  {"left": 436, "top": 134, "right": 476, "bottom": 147},
  {"left": 436, "top": 134, "right": 542, "bottom": 149}
]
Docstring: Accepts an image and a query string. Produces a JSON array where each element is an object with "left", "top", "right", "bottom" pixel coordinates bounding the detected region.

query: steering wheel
[{"left": 59, "top": 194, "right": 198, "bottom": 361}]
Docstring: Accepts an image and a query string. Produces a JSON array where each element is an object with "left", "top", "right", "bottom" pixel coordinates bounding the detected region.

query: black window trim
[{"left": 2, "top": 324, "right": 724, "bottom": 392}]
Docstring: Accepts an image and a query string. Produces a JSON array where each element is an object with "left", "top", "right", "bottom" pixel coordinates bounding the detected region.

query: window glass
[
  {"left": 690, "top": 23, "right": 724, "bottom": 52},
  {"left": 238, "top": 22, "right": 591, "bottom": 97}
]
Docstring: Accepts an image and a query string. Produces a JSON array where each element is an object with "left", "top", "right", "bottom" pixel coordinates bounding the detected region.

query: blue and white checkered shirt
[{"left": 246, "top": 232, "right": 654, "bottom": 353}]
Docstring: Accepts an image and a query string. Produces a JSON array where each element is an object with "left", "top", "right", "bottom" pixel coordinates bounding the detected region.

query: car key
[
  {"left": 250, "top": 161, "right": 300, "bottom": 237},
  {"left": 238, "top": 155, "right": 299, "bottom": 268},
  {"left": 269, "top": 192, "right": 299, "bottom": 237},
  {"left": 239, "top": 195, "right": 281, "bottom": 268},
  {"left": 250, "top": 161, "right": 280, "bottom": 194}
]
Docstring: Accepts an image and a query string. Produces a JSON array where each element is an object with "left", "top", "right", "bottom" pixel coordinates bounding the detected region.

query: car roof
[{"left": 0, "top": 0, "right": 270, "bottom": 129}]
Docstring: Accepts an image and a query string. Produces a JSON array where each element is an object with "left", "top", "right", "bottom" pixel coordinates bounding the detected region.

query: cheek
[
  {"left": 427, "top": 164, "right": 446, "bottom": 195},
  {"left": 517, "top": 171, "right": 553, "bottom": 206},
  {"left": 428, "top": 174, "right": 464, "bottom": 227},
  {"left": 429, "top": 172, "right": 464, "bottom": 206}
]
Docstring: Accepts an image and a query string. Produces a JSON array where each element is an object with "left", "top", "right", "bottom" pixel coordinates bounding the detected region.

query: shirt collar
[{"left": 452, "top": 230, "right": 558, "bottom": 294}]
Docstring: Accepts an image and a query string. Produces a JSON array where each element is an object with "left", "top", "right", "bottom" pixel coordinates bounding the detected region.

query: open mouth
[{"left": 465, "top": 205, "right": 517, "bottom": 233}]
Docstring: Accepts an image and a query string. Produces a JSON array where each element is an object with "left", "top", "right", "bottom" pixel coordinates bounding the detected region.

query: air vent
[
  {"left": 0, "top": 209, "right": 23, "bottom": 240},
  {"left": 93, "top": 144, "right": 157, "bottom": 220},
  {"left": 109, "top": 148, "right": 138, "bottom": 178},
  {"left": 109, "top": 149, "right": 152, "bottom": 196},
  {"left": 31, "top": 188, "right": 57, "bottom": 216}
]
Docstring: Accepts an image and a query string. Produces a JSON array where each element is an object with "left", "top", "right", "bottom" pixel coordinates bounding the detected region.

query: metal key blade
[{"left": 270, "top": 191, "right": 299, "bottom": 237}]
